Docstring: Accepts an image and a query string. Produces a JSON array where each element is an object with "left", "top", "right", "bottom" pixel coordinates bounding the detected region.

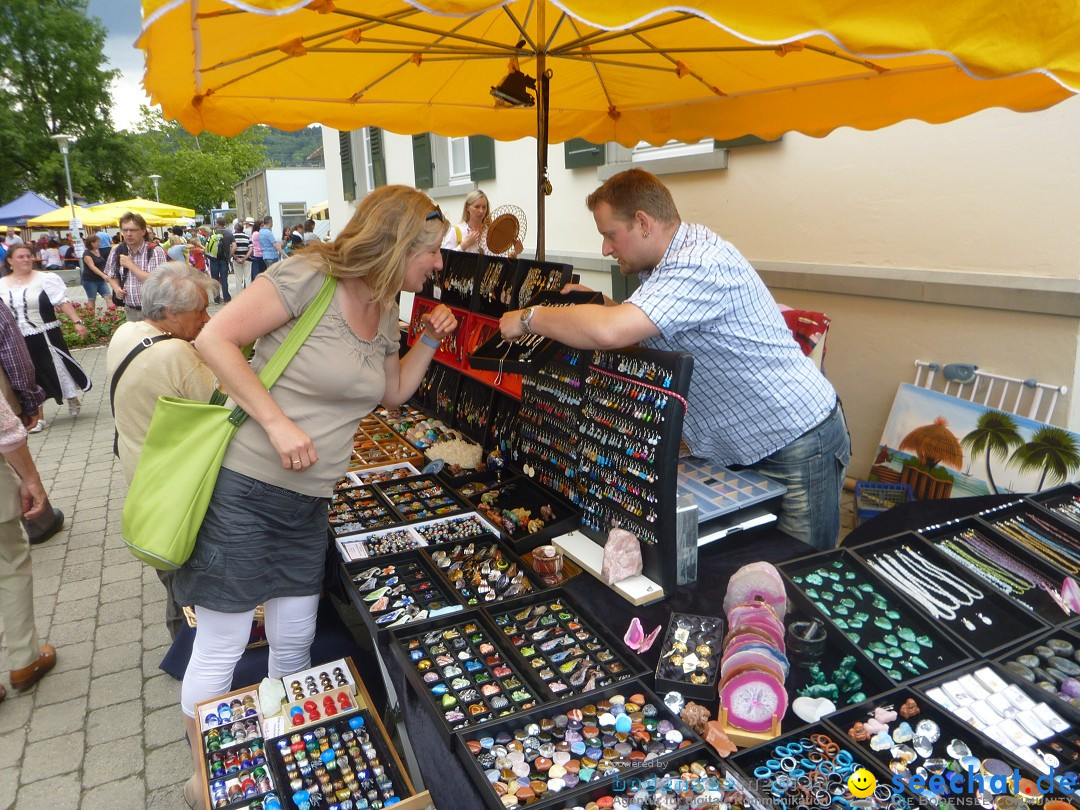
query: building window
[
  {"left": 631, "top": 138, "right": 713, "bottom": 161},
  {"left": 448, "top": 137, "right": 471, "bottom": 184},
  {"left": 412, "top": 134, "right": 496, "bottom": 195},
  {"left": 279, "top": 201, "right": 307, "bottom": 228}
]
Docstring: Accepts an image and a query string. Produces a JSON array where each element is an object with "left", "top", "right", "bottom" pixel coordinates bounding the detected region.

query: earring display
[
  {"left": 921, "top": 513, "right": 1078, "bottom": 618},
  {"left": 415, "top": 364, "right": 461, "bottom": 426},
  {"left": 921, "top": 665, "right": 1080, "bottom": 783},
  {"left": 854, "top": 536, "right": 1049, "bottom": 655},
  {"left": 785, "top": 552, "right": 969, "bottom": 682},
  {"left": 473, "top": 256, "right": 517, "bottom": 317},
  {"left": 453, "top": 377, "right": 497, "bottom": 444},
  {"left": 995, "top": 628, "right": 1080, "bottom": 718},
  {"left": 390, "top": 613, "right": 541, "bottom": 742},
  {"left": 346, "top": 553, "right": 464, "bottom": 637},
  {"left": 485, "top": 590, "right": 643, "bottom": 700},
  {"left": 425, "top": 539, "right": 538, "bottom": 604},
  {"left": 423, "top": 249, "right": 480, "bottom": 309},
  {"left": 455, "top": 681, "right": 701, "bottom": 810}
]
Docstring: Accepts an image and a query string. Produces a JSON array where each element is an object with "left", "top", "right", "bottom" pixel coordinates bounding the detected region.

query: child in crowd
[{"left": 187, "top": 238, "right": 206, "bottom": 273}]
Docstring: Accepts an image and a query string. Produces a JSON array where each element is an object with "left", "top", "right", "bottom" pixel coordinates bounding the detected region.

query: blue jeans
[
  {"left": 249, "top": 257, "right": 266, "bottom": 281},
  {"left": 748, "top": 402, "right": 851, "bottom": 551},
  {"left": 207, "top": 257, "right": 230, "bottom": 301},
  {"left": 81, "top": 279, "right": 112, "bottom": 304}
]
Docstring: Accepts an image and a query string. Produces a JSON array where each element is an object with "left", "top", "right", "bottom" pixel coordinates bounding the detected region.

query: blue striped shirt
[{"left": 628, "top": 222, "right": 836, "bottom": 465}]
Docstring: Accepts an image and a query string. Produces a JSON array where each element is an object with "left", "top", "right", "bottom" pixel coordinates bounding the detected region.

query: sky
[{"left": 87, "top": 0, "right": 154, "bottom": 130}]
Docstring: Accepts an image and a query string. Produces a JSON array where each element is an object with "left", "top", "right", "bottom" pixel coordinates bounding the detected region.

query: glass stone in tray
[
  {"left": 488, "top": 595, "right": 635, "bottom": 699},
  {"left": 350, "top": 556, "right": 462, "bottom": 628},
  {"left": 398, "top": 619, "right": 538, "bottom": 732},
  {"left": 374, "top": 475, "right": 466, "bottom": 521},
  {"left": 427, "top": 540, "right": 534, "bottom": 604},
  {"left": 411, "top": 513, "right": 500, "bottom": 546},
  {"left": 330, "top": 483, "right": 396, "bottom": 534}
]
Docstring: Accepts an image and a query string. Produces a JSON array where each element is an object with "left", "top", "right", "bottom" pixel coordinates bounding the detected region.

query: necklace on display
[{"left": 868, "top": 556, "right": 959, "bottom": 621}]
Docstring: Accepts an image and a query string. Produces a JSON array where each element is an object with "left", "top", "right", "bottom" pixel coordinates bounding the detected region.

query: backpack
[{"left": 206, "top": 230, "right": 224, "bottom": 259}]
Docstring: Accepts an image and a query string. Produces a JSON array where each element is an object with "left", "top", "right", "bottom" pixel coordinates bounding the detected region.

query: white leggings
[{"left": 180, "top": 594, "right": 320, "bottom": 717}]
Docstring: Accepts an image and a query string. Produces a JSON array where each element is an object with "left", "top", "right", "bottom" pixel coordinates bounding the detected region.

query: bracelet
[
  {"left": 419, "top": 334, "right": 441, "bottom": 350},
  {"left": 74, "top": 320, "right": 84, "bottom": 325}
]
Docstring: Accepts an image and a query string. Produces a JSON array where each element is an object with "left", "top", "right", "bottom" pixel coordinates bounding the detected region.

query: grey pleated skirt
[{"left": 173, "top": 467, "right": 330, "bottom": 613}]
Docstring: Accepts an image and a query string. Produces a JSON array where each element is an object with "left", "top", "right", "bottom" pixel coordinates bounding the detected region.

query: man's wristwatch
[
  {"left": 73, "top": 320, "right": 84, "bottom": 325},
  {"left": 520, "top": 306, "right": 537, "bottom": 335}
]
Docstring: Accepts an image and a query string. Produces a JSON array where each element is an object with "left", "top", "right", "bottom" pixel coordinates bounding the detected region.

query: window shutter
[
  {"left": 339, "top": 130, "right": 356, "bottom": 201},
  {"left": 412, "top": 133, "right": 434, "bottom": 189},
  {"left": 564, "top": 138, "right": 604, "bottom": 168},
  {"left": 369, "top": 127, "right": 387, "bottom": 188},
  {"left": 469, "top": 135, "right": 496, "bottom": 181}
]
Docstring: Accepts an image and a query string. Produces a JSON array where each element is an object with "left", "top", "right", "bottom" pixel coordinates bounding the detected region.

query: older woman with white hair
[{"left": 106, "top": 262, "right": 219, "bottom": 641}]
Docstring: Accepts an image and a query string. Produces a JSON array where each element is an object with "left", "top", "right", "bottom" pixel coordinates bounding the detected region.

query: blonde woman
[
  {"left": 174, "top": 185, "right": 458, "bottom": 807},
  {"left": 441, "top": 189, "right": 522, "bottom": 257}
]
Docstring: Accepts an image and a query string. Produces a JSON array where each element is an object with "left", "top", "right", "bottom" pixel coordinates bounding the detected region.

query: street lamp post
[
  {"left": 51, "top": 133, "right": 84, "bottom": 258},
  {"left": 51, "top": 133, "right": 77, "bottom": 220},
  {"left": 149, "top": 174, "right": 162, "bottom": 202}
]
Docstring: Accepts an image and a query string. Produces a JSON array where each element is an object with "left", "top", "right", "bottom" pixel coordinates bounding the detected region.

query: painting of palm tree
[
  {"left": 961, "top": 410, "right": 1024, "bottom": 494},
  {"left": 1010, "top": 426, "right": 1080, "bottom": 490},
  {"left": 897, "top": 417, "right": 964, "bottom": 499}
]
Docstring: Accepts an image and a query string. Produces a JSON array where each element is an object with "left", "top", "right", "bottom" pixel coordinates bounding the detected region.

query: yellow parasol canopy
[
  {"left": 139, "top": 0, "right": 1077, "bottom": 143},
  {"left": 90, "top": 198, "right": 197, "bottom": 219},
  {"left": 27, "top": 205, "right": 121, "bottom": 229}
]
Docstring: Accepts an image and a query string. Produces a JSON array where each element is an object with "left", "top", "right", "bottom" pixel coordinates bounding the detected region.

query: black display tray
[
  {"left": 468, "top": 289, "right": 603, "bottom": 374},
  {"left": 653, "top": 612, "right": 725, "bottom": 703},
  {"left": 471, "top": 255, "right": 518, "bottom": 318},
  {"left": 374, "top": 473, "right": 471, "bottom": 524},
  {"left": 849, "top": 532, "right": 1050, "bottom": 657},
  {"left": 482, "top": 588, "right": 647, "bottom": 702},
  {"left": 727, "top": 723, "right": 918, "bottom": 810},
  {"left": 265, "top": 708, "right": 412, "bottom": 809},
  {"left": 915, "top": 664, "right": 1080, "bottom": 802},
  {"left": 439, "top": 468, "right": 519, "bottom": 501},
  {"left": 973, "top": 499, "right": 1080, "bottom": 584},
  {"left": 387, "top": 609, "right": 547, "bottom": 747},
  {"left": 464, "top": 474, "right": 581, "bottom": 554},
  {"left": 1027, "top": 482, "right": 1080, "bottom": 530},
  {"left": 994, "top": 625, "right": 1080, "bottom": 723},
  {"left": 422, "top": 533, "right": 546, "bottom": 607},
  {"left": 453, "top": 677, "right": 704, "bottom": 810},
  {"left": 779, "top": 549, "right": 972, "bottom": 685},
  {"left": 419, "top": 248, "right": 481, "bottom": 309},
  {"left": 341, "top": 550, "right": 466, "bottom": 641},
  {"left": 329, "top": 480, "right": 400, "bottom": 537},
  {"left": 824, "top": 685, "right": 1025, "bottom": 810}
]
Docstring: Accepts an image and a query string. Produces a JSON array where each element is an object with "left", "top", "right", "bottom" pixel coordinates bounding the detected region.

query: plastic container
[{"left": 855, "top": 481, "right": 914, "bottom": 525}]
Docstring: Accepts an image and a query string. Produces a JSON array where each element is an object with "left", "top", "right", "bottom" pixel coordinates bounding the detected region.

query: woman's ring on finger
[{"left": 292, "top": 459, "right": 301, "bottom": 465}]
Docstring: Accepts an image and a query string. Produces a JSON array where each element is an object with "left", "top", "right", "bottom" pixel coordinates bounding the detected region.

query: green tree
[
  {"left": 960, "top": 410, "right": 1024, "bottom": 494},
  {"left": 131, "top": 107, "right": 267, "bottom": 215},
  {"left": 0, "top": 0, "right": 136, "bottom": 204},
  {"left": 1010, "top": 426, "right": 1080, "bottom": 491}
]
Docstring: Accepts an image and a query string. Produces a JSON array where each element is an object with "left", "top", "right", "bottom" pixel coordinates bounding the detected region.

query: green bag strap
[{"left": 228, "top": 273, "right": 338, "bottom": 426}]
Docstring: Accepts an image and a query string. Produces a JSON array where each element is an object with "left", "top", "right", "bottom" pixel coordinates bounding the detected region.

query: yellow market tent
[
  {"left": 90, "top": 198, "right": 197, "bottom": 220},
  {"left": 138, "top": 0, "right": 1079, "bottom": 254},
  {"left": 27, "top": 205, "right": 120, "bottom": 229}
]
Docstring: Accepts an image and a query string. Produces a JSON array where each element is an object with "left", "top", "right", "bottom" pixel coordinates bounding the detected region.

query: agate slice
[
  {"left": 723, "top": 562, "right": 787, "bottom": 620},
  {"left": 719, "top": 669, "right": 787, "bottom": 732}
]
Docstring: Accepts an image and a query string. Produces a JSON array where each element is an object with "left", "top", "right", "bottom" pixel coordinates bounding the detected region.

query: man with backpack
[{"left": 205, "top": 216, "right": 234, "bottom": 304}]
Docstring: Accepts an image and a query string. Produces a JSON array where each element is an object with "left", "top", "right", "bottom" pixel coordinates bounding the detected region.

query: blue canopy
[{"left": 0, "top": 191, "right": 58, "bottom": 226}]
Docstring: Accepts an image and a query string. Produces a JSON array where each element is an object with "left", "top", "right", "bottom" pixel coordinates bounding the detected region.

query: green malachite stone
[
  {"left": 883, "top": 634, "right": 899, "bottom": 646},
  {"left": 832, "top": 582, "right": 845, "bottom": 593},
  {"left": 833, "top": 605, "right": 849, "bottom": 616},
  {"left": 846, "top": 632, "right": 861, "bottom": 644},
  {"left": 898, "top": 627, "right": 917, "bottom": 642},
  {"left": 806, "top": 573, "right": 823, "bottom": 586},
  {"left": 826, "top": 571, "right": 840, "bottom": 581},
  {"left": 910, "top": 655, "right": 929, "bottom": 670},
  {"left": 887, "top": 647, "right": 903, "bottom": 659},
  {"left": 847, "top": 692, "right": 867, "bottom": 704},
  {"left": 820, "top": 590, "right": 835, "bottom": 602},
  {"left": 845, "top": 571, "right": 857, "bottom": 580},
  {"left": 858, "top": 583, "right": 875, "bottom": 593},
  {"left": 840, "top": 598, "right": 856, "bottom": 608},
  {"left": 819, "top": 604, "right": 831, "bottom": 616},
  {"left": 834, "top": 618, "right": 849, "bottom": 629},
  {"left": 832, "top": 560, "right": 844, "bottom": 569},
  {"left": 878, "top": 656, "right": 894, "bottom": 669},
  {"left": 792, "top": 575, "right": 804, "bottom": 585},
  {"left": 899, "top": 659, "right": 919, "bottom": 675},
  {"left": 885, "top": 610, "right": 901, "bottom": 620},
  {"left": 873, "top": 616, "right": 892, "bottom": 630},
  {"left": 872, "top": 598, "right": 888, "bottom": 610},
  {"left": 848, "top": 620, "right": 864, "bottom": 629},
  {"left": 901, "top": 642, "right": 921, "bottom": 655},
  {"left": 805, "top": 588, "right": 819, "bottom": 599},
  {"left": 916, "top": 635, "right": 934, "bottom": 649},
  {"left": 854, "top": 612, "right": 869, "bottom": 622},
  {"left": 868, "top": 641, "right": 888, "bottom": 654}
]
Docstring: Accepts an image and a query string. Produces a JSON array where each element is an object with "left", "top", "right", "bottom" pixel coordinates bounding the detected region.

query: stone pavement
[{"left": 1, "top": 342, "right": 194, "bottom": 809}]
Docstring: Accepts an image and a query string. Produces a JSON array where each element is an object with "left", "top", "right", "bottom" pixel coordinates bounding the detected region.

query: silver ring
[{"left": 292, "top": 459, "right": 301, "bottom": 465}]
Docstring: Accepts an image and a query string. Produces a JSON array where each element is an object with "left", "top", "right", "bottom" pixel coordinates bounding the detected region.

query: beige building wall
[{"left": 323, "top": 95, "right": 1080, "bottom": 481}]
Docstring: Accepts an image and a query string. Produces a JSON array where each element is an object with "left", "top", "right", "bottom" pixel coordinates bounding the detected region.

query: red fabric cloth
[{"left": 781, "top": 309, "right": 831, "bottom": 358}]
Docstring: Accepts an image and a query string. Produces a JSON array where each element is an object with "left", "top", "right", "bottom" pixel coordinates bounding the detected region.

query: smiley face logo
[{"left": 848, "top": 768, "right": 877, "bottom": 798}]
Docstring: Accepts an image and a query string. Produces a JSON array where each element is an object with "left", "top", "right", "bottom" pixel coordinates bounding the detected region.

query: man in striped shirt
[
  {"left": 105, "top": 212, "right": 167, "bottom": 322},
  {"left": 500, "top": 169, "right": 850, "bottom": 550}
]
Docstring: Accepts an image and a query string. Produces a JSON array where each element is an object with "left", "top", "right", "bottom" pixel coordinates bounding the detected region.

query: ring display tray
[
  {"left": 467, "top": 290, "right": 603, "bottom": 374},
  {"left": 677, "top": 461, "right": 786, "bottom": 521}
]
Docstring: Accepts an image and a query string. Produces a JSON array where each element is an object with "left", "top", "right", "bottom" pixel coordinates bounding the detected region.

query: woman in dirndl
[{"left": 0, "top": 244, "right": 91, "bottom": 424}]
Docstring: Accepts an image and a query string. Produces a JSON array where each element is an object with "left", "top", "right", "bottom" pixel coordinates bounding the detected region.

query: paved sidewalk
[{"left": 1, "top": 342, "right": 193, "bottom": 809}]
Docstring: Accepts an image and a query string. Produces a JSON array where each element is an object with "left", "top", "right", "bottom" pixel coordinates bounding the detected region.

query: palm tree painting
[
  {"left": 961, "top": 410, "right": 1024, "bottom": 494},
  {"left": 1010, "top": 426, "right": 1080, "bottom": 490},
  {"left": 897, "top": 417, "right": 964, "bottom": 499}
]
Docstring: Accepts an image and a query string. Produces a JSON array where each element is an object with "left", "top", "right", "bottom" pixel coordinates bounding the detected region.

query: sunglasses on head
[{"left": 425, "top": 205, "right": 444, "bottom": 223}]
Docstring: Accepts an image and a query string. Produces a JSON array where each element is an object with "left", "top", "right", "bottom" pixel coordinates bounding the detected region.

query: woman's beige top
[{"left": 223, "top": 256, "right": 400, "bottom": 496}]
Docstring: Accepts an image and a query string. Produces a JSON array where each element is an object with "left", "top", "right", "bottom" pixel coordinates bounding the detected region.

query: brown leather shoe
[
  {"left": 10, "top": 644, "right": 56, "bottom": 691},
  {"left": 0, "top": 683, "right": 6, "bottom": 703}
]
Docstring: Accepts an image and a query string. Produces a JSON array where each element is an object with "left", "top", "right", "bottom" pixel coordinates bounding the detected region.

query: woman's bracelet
[
  {"left": 74, "top": 320, "right": 84, "bottom": 325},
  {"left": 419, "top": 334, "right": 441, "bottom": 350}
]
